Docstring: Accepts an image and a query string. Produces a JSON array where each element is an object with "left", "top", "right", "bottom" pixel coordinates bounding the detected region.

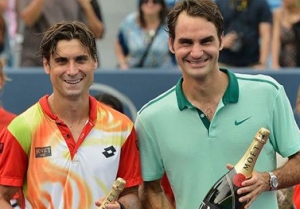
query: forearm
[
  {"left": 21, "top": 0, "right": 45, "bottom": 26},
  {"left": 140, "top": 182, "right": 174, "bottom": 209},
  {"left": 0, "top": 199, "right": 13, "bottom": 209},
  {"left": 142, "top": 192, "right": 174, "bottom": 209},
  {"left": 80, "top": 2, "right": 104, "bottom": 38},
  {"left": 119, "top": 193, "right": 142, "bottom": 209},
  {"left": 274, "top": 152, "right": 300, "bottom": 189},
  {"left": 115, "top": 41, "right": 129, "bottom": 70},
  {"left": 258, "top": 23, "right": 271, "bottom": 67}
]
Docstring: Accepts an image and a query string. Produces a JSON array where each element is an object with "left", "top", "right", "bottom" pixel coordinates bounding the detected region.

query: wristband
[{"left": 117, "top": 200, "right": 125, "bottom": 209}]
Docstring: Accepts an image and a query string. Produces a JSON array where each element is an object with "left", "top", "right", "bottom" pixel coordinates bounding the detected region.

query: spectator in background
[
  {"left": 165, "top": 0, "right": 178, "bottom": 8},
  {"left": 0, "top": 61, "right": 20, "bottom": 209},
  {"left": 215, "top": 0, "right": 272, "bottom": 69},
  {"left": 0, "top": 14, "right": 6, "bottom": 66},
  {"left": 115, "top": 0, "right": 176, "bottom": 70},
  {"left": 3, "top": 0, "right": 20, "bottom": 68},
  {"left": 0, "top": 62, "right": 15, "bottom": 132},
  {"left": 267, "top": 0, "right": 282, "bottom": 10},
  {"left": 271, "top": 0, "right": 300, "bottom": 69},
  {"left": 0, "top": 0, "right": 11, "bottom": 67},
  {"left": 95, "top": 93, "right": 124, "bottom": 113},
  {"left": 19, "top": 0, "right": 105, "bottom": 67}
]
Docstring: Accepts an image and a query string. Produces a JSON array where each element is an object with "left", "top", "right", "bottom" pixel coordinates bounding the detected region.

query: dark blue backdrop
[{"left": 3, "top": 68, "right": 300, "bottom": 125}]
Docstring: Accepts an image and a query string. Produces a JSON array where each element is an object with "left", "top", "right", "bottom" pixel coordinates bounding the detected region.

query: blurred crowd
[
  {"left": 0, "top": 0, "right": 299, "bottom": 70},
  {"left": 0, "top": 0, "right": 299, "bottom": 209}
]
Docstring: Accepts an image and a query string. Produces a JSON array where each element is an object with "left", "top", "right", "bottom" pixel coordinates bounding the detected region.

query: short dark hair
[
  {"left": 96, "top": 93, "right": 124, "bottom": 113},
  {"left": 166, "top": 0, "right": 224, "bottom": 42},
  {"left": 40, "top": 21, "right": 98, "bottom": 63}
]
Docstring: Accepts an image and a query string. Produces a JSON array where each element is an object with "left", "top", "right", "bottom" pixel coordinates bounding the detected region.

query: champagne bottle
[{"left": 199, "top": 127, "right": 270, "bottom": 209}]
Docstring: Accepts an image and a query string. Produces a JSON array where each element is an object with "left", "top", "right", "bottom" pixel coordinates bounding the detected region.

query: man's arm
[
  {"left": 77, "top": 0, "right": 105, "bottom": 39},
  {"left": 0, "top": 185, "right": 19, "bottom": 209},
  {"left": 140, "top": 180, "right": 174, "bottom": 209},
  {"left": 273, "top": 151, "right": 300, "bottom": 189},
  {"left": 118, "top": 186, "right": 142, "bottom": 209},
  {"left": 255, "top": 22, "right": 271, "bottom": 69},
  {"left": 21, "top": 0, "right": 45, "bottom": 27},
  {"left": 238, "top": 151, "right": 300, "bottom": 208}
]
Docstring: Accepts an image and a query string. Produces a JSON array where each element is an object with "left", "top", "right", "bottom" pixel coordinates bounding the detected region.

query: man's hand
[
  {"left": 95, "top": 198, "right": 123, "bottom": 209},
  {"left": 226, "top": 164, "right": 269, "bottom": 209},
  {"left": 237, "top": 171, "right": 270, "bottom": 209}
]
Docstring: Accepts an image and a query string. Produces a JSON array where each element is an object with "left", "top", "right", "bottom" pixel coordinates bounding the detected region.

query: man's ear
[
  {"left": 43, "top": 58, "right": 50, "bottom": 74},
  {"left": 219, "top": 33, "right": 224, "bottom": 51},
  {"left": 169, "top": 38, "right": 175, "bottom": 54},
  {"left": 93, "top": 59, "right": 98, "bottom": 71}
]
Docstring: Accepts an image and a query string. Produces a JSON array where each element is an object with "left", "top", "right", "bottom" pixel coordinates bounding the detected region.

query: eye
[
  {"left": 76, "top": 56, "right": 88, "bottom": 63},
  {"left": 55, "top": 58, "right": 67, "bottom": 64},
  {"left": 201, "top": 37, "right": 214, "bottom": 45},
  {"left": 178, "top": 39, "right": 192, "bottom": 46}
]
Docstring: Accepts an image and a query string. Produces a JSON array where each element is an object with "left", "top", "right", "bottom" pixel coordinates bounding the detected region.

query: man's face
[
  {"left": 43, "top": 39, "right": 98, "bottom": 99},
  {"left": 169, "top": 12, "right": 222, "bottom": 80}
]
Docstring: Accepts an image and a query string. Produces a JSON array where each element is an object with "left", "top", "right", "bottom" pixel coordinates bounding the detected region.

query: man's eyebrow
[
  {"left": 177, "top": 35, "right": 215, "bottom": 43},
  {"left": 53, "top": 54, "right": 89, "bottom": 60},
  {"left": 201, "top": 35, "right": 215, "bottom": 42}
]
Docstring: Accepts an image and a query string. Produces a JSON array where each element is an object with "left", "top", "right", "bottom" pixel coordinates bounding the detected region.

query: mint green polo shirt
[{"left": 135, "top": 69, "right": 300, "bottom": 209}]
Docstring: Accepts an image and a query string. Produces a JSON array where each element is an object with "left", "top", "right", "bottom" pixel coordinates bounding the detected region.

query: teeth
[{"left": 64, "top": 78, "right": 81, "bottom": 84}]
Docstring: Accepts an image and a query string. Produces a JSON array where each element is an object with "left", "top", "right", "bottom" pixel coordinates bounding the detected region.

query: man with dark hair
[
  {"left": 0, "top": 21, "right": 142, "bottom": 209},
  {"left": 136, "top": 0, "right": 300, "bottom": 208}
]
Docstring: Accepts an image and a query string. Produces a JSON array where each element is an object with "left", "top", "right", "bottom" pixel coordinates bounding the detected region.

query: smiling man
[
  {"left": 135, "top": 0, "right": 300, "bottom": 209},
  {"left": 0, "top": 21, "right": 143, "bottom": 209}
]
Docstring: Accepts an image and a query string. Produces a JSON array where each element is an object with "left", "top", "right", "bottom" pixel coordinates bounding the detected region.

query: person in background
[
  {"left": 135, "top": 0, "right": 300, "bottom": 208},
  {"left": 0, "top": 61, "right": 21, "bottom": 209},
  {"left": 0, "top": 13, "right": 8, "bottom": 66},
  {"left": 0, "top": 62, "right": 15, "bottom": 133},
  {"left": 271, "top": 0, "right": 300, "bottom": 69},
  {"left": 5, "top": 0, "right": 20, "bottom": 68},
  {"left": 215, "top": 0, "right": 272, "bottom": 69},
  {"left": 95, "top": 93, "right": 124, "bottom": 113},
  {"left": 0, "top": 0, "right": 11, "bottom": 67},
  {"left": 0, "top": 21, "right": 142, "bottom": 209},
  {"left": 165, "top": 0, "right": 178, "bottom": 8},
  {"left": 115, "top": 0, "right": 176, "bottom": 70},
  {"left": 19, "top": 0, "right": 105, "bottom": 67},
  {"left": 267, "top": 0, "right": 282, "bottom": 10}
]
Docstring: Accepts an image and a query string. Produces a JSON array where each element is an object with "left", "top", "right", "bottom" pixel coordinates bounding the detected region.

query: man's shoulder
[
  {"left": 235, "top": 72, "right": 281, "bottom": 90},
  {"left": 138, "top": 86, "right": 176, "bottom": 115}
]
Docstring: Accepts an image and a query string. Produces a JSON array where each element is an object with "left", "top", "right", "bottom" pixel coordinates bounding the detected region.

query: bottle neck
[{"left": 234, "top": 138, "right": 265, "bottom": 179}]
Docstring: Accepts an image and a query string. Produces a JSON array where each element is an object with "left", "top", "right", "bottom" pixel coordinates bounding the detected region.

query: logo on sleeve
[
  {"left": 234, "top": 116, "right": 251, "bottom": 126},
  {"left": 35, "top": 146, "right": 52, "bottom": 158},
  {"left": 0, "top": 143, "right": 4, "bottom": 154}
]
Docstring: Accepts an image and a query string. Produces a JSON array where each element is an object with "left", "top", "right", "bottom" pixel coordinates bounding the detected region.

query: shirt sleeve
[{"left": 117, "top": 127, "right": 143, "bottom": 187}]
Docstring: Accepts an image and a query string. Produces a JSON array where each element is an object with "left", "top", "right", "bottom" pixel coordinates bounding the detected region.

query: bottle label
[{"left": 233, "top": 173, "right": 246, "bottom": 187}]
